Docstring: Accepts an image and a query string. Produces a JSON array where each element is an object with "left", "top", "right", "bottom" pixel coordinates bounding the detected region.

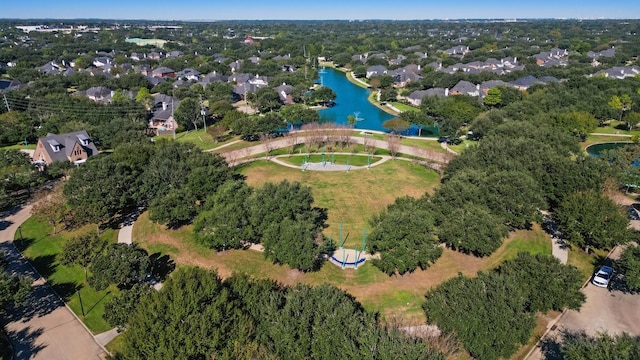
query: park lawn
[
  {"left": 134, "top": 209, "right": 553, "bottom": 323},
  {"left": 106, "top": 333, "right": 125, "bottom": 354},
  {"left": 400, "top": 138, "right": 447, "bottom": 153},
  {"left": 390, "top": 102, "right": 419, "bottom": 112},
  {"left": 0, "top": 143, "right": 36, "bottom": 151},
  {"left": 592, "top": 122, "right": 640, "bottom": 136},
  {"left": 211, "top": 139, "right": 256, "bottom": 153},
  {"left": 238, "top": 159, "right": 440, "bottom": 247},
  {"left": 567, "top": 244, "right": 609, "bottom": 282},
  {"left": 280, "top": 154, "right": 383, "bottom": 167},
  {"left": 158, "top": 129, "right": 240, "bottom": 151},
  {"left": 17, "top": 217, "right": 119, "bottom": 334}
]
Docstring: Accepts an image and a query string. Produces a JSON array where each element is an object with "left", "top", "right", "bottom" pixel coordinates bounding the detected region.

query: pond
[
  {"left": 315, "top": 68, "right": 396, "bottom": 132},
  {"left": 585, "top": 142, "right": 635, "bottom": 157}
]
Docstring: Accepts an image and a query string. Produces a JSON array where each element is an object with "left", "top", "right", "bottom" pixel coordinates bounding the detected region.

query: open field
[
  {"left": 158, "top": 128, "right": 240, "bottom": 150},
  {"left": 239, "top": 159, "right": 439, "bottom": 243},
  {"left": 133, "top": 158, "right": 552, "bottom": 322},
  {"left": 17, "top": 217, "right": 118, "bottom": 333}
]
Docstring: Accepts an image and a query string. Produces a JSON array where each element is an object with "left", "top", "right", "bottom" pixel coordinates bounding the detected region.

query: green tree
[
  {"left": 559, "top": 332, "right": 640, "bottom": 360},
  {"left": 555, "top": 190, "right": 630, "bottom": 252},
  {"left": 483, "top": 87, "right": 502, "bottom": 107},
  {"left": 103, "top": 283, "right": 153, "bottom": 331},
  {"left": 59, "top": 231, "right": 105, "bottom": 281},
  {"left": 495, "top": 253, "right": 585, "bottom": 312},
  {"left": 311, "top": 86, "right": 337, "bottom": 105},
  {"left": 134, "top": 87, "right": 153, "bottom": 108},
  {"left": 89, "top": 243, "right": 150, "bottom": 290},
  {"left": 436, "top": 203, "right": 508, "bottom": 257},
  {"left": 551, "top": 111, "right": 599, "bottom": 136},
  {"left": 618, "top": 245, "right": 640, "bottom": 292},
  {"left": 369, "top": 196, "right": 442, "bottom": 275},
  {"left": 110, "top": 89, "right": 129, "bottom": 103},
  {"left": 119, "top": 268, "right": 254, "bottom": 359},
  {"left": 381, "top": 118, "right": 410, "bottom": 134},
  {"left": 254, "top": 87, "right": 282, "bottom": 113},
  {"left": 31, "top": 186, "right": 67, "bottom": 235},
  {"left": 0, "top": 252, "right": 31, "bottom": 315},
  {"left": 609, "top": 94, "right": 634, "bottom": 127},
  {"left": 173, "top": 97, "right": 202, "bottom": 131},
  {"left": 423, "top": 273, "right": 534, "bottom": 360},
  {"left": 64, "top": 156, "right": 137, "bottom": 232},
  {"left": 262, "top": 218, "right": 324, "bottom": 272},
  {"left": 148, "top": 187, "right": 197, "bottom": 229},
  {"left": 194, "top": 180, "right": 254, "bottom": 250}
]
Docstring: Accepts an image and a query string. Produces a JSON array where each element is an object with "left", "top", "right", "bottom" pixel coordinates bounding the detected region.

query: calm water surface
[{"left": 316, "top": 68, "right": 395, "bottom": 132}]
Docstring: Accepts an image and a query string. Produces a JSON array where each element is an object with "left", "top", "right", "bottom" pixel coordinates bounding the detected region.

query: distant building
[{"left": 32, "top": 130, "right": 98, "bottom": 166}]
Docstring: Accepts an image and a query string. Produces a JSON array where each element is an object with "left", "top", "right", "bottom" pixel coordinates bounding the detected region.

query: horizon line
[{"left": 1, "top": 17, "right": 639, "bottom": 22}]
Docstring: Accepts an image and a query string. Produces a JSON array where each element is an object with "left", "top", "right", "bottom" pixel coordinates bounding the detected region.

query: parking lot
[{"left": 526, "top": 245, "right": 640, "bottom": 359}]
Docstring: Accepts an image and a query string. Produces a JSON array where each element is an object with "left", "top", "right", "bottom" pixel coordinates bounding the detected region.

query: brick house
[{"left": 32, "top": 130, "right": 98, "bottom": 166}]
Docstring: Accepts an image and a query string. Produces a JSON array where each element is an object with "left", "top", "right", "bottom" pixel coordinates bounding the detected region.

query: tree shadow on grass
[
  {"left": 149, "top": 252, "right": 176, "bottom": 282},
  {"left": 29, "top": 255, "right": 57, "bottom": 280},
  {"left": 51, "top": 282, "right": 81, "bottom": 303},
  {"left": 4, "top": 325, "right": 45, "bottom": 360}
]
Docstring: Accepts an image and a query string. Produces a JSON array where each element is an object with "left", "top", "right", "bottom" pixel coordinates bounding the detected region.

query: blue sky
[{"left": 3, "top": 0, "right": 640, "bottom": 20}]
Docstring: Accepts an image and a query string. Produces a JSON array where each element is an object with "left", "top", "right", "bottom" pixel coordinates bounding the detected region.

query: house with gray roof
[
  {"left": 591, "top": 66, "right": 640, "bottom": 79},
  {"left": 151, "top": 66, "right": 175, "bottom": 78},
  {"left": 479, "top": 80, "right": 508, "bottom": 96},
  {"left": 407, "top": 88, "right": 448, "bottom": 106},
  {"left": 32, "top": 130, "right": 98, "bottom": 166},
  {"left": 509, "top": 75, "right": 542, "bottom": 90},
  {"left": 276, "top": 83, "right": 294, "bottom": 104},
  {"left": 84, "top": 86, "right": 113, "bottom": 103},
  {"left": 450, "top": 80, "right": 480, "bottom": 97}
]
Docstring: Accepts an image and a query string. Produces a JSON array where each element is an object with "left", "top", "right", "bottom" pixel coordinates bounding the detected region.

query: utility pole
[
  {"left": 2, "top": 93, "right": 10, "bottom": 112},
  {"left": 171, "top": 92, "right": 176, "bottom": 140},
  {"left": 200, "top": 96, "right": 206, "bottom": 132}
]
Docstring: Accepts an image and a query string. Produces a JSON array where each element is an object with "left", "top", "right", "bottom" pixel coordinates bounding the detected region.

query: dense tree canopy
[
  {"left": 424, "top": 253, "right": 586, "bottom": 360},
  {"left": 554, "top": 190, "right": 631, "bottom": 252}
]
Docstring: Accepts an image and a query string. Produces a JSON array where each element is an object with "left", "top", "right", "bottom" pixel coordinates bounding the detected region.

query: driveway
[{"left": 0, "top": 205, "right": 106, "bottom": 360}]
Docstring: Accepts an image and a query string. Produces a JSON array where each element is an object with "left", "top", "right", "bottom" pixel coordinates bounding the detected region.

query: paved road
[{"left": 0, "top": 205, "right": 106, "bottom": 360}]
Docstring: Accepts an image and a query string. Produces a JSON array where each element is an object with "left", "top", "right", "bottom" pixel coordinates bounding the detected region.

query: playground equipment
[{"left": 329, "top": 223, "right": 368, "bottom": 269}]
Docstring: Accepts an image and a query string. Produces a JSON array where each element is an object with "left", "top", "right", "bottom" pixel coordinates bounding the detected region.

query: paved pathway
[
  {"left": 219, "top": 135, "right": 454, "bottom": 167},
  {"left": 0, "top": 205, "right": 106, "bottom": 360}
]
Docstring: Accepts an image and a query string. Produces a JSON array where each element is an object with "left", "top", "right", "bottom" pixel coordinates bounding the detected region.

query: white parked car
[{"left": 592, "top": 266, "right": 614, "bottom": 288}]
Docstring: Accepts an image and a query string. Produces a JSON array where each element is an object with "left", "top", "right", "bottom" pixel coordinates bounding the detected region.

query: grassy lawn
[
  {"left": 567, "top": 244, "right": 609, "bottom": 282},
  {"left": 390, "top": 102, "right": 419, "bottom": 112},
  {"left": 279, "top": 154, "right": 382, "bottom": 167},
  {"left": 105, "top": 333, "right": 125, "bottom": 354},
  {"left": 158, "top": 129, "right": 240, "bottom": 151},
  {"left": 0, "top": 143, "right": 36, "bottom": 151},
  {"left": 133, "top": 158, "right": 553, "bottom": 323},
  {"left": 16, "top": 217, "right": 119, "bottom": 334},
  {"left": 239, "top": 160, "right": 439, "bottom": 246},
  {"left": 592, "top": 122, "right": 640, "bottom": 136},
  {"left": 400, "top": 138, "right": 447, "bottom": 153}
]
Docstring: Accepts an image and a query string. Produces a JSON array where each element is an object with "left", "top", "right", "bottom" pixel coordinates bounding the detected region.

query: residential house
[
  {"left": 149, "top": 95, "right": 179, "bottom": 135},
  {"left": 151, "top": 66, "right": 176, "bottom": 78},
  {"left": 177, "top": 68, "right": 201, "bottom": 81},
  {"left": 92, "top": 56, "right": 113, "bottom": 68},
  {"left": 479, "top": 80, "right": 508, "bottom": 96},
  {"left": 587, "top": 48, "right": 616, "bottom": 59},
  {"left": 441, "top": 45, "right": 470, "bottom": 56},
  {"left": 450, "top": 80, "right": 480, "bottom": 97},
  {"left": 165, "top": 50, "right": 184, "bottom": 58},
  {"left": 509, "top": 75, "right": 542, "bottom": 90},
  {"left": 533, "top": 48, "right": 570, "bottom": 67},
  {"left": 229, "top": 60, "right": 243, "bottom": 73},
  {"left": 32, "top": 130, "right": 98, "bottom": 166},
  {"left": 84, "top": 86, "right": 113, "bottom": 103},
  {"left": 407, "top": 88, "right": 448, "bottom": 106},
  {"left": 366, "top": 65, "right": 389, "bottom": 79},
  {"left": 395, "top": 69, "right": 421, "bottom": 88},
  {"left": 276, "top": 83, "right": 294, "bottom": 104},
  {"left": 591, "top": 66, "right": 640, "bottom": 79}
]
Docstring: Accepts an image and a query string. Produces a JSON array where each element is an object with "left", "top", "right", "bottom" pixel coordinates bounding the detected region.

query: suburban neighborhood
[{"left": 1, "top": 12, "right": 640, "bottom": 360}]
